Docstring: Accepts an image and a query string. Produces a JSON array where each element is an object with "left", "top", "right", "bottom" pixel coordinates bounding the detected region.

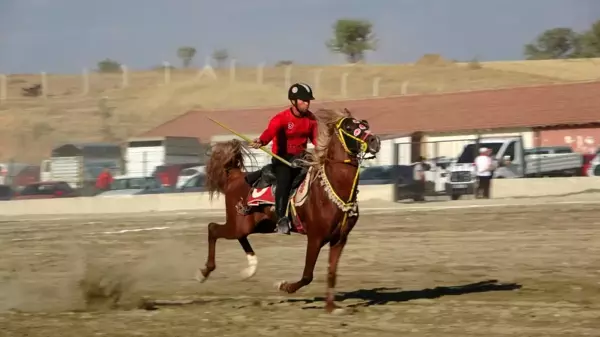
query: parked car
[
  {"left": 13, "top": 181, "right": 78, "bottom": 200},
  {"left": 359, "top": 165, "right": 409, "bottom": 185},
  {"left": 0, "top": 185, "right": 15, "bottom": 201},
  {"left": 153, "top": 163, "right": 203, "bottom": 188},
  {"left": 0, "top": 163, "right": 40, "bottom": 189},
  {"left": 175, "top": 165, "right": 206, "bottom": 189},
  {"left": 178, "top": 172, "right": 206, "bottom": 193},
  {"left": 96, "top": 175, "right": 163, "bottom": 197},
  {"left": 587, "top": 153, "right": 600, "bottom": 177},
  {"left": 359, "top": 165, "right": 441, "bottom": 201}
]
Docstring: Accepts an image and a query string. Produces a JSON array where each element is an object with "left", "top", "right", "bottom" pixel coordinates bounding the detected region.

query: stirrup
[{"left": 276, "top": 217, "right": 291, "bottom": 234}]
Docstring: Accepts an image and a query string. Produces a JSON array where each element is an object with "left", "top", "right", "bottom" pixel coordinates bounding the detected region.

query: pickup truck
[{"left": 445, "top": 137, "right": 583, "bottom": 200}]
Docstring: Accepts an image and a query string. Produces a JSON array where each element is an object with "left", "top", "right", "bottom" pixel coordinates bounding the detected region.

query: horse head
[
  {"left": 312, "top": 108, "right": 380, "bottom": 165},
  {"left": 332, "top": 109, "right": 381, "bottom": 158}
]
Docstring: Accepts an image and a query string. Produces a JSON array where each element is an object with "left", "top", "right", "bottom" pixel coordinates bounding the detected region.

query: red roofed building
[{"left": 141, "top": 81, "right": 600, "bottom": 164}]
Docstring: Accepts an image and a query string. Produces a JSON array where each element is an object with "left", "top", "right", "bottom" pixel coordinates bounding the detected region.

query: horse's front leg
[
  {"left": 276, "top": 237, "right": 324, "bottom": 293},
  {"left": 325, "top": 238, "right": 347, "bottom": 313}
]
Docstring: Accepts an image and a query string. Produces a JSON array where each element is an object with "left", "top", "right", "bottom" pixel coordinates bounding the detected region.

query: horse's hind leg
[
  {"left": 196, "top": 221, "right": 235, "bottom": 282},
  {"left": 238, "top": 236, "right": 258, "bottom": 280}
]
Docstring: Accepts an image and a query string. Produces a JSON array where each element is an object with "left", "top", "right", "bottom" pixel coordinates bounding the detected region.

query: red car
[
  {"left": 13, "top": 181, "right": 78, "bottom": 200},
  {"left": 153, "top": 163, "right": 203, "bottom": 188},
  {"left": 582, "top": 154, "right": 596, "bottom": 176}
]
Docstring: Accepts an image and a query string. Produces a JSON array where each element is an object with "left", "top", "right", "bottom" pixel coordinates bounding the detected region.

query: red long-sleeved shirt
[
  {"left": 258, "top": 108, "right": 318, "bottom": 157},
  {"left": 95, "top": 171, "right": 113, "bottom": 189}
]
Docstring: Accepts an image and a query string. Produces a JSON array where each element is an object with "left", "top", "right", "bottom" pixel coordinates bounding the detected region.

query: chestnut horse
[{"left": 197, "top": 108, "right": 381, "bottom": 312}]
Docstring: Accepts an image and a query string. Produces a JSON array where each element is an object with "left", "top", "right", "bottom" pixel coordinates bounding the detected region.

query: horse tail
[{"left": 205, "top": 139, "right": 248, "bottom": 200}]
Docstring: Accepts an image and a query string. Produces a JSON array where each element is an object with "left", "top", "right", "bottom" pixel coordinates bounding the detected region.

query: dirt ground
[{"left": 1, "top": 201, "right": 599, "bottom": 336}]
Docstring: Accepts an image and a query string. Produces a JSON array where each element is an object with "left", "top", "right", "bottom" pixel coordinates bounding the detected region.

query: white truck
[
  {"left": 40, "top": 143, "right": 123, "bottom": 191},
  {"left": 125, "top": 136, "right": 206, "bottom": 177},
  {"left": 445, "top": 137, "right": 583, "bottom": 200}
]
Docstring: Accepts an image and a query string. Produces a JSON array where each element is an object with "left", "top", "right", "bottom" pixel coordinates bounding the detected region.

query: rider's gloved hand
[{"left": 248, "top": 138, "right": 262, "bottom": 149}]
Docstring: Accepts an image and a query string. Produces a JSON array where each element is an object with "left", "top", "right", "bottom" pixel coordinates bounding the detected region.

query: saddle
[
  {"left": 242, "top": 161, "right": 313, "bottom": 235},
  {"left": 244, "top": 163, "right": 308, "bottom": 192}
]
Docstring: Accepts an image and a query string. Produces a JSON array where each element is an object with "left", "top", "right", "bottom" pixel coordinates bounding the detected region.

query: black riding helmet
[{"left": 288, "top": 83, "right": 315, "bottom": 101}]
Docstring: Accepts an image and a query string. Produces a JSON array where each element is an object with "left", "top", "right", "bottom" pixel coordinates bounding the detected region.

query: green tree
[
  {"left": 326, "top": 19, "right": 377, "bottom": 63},
  {"left": 212, "top": 49, "right": 229, "bottom": 68},
  {"left": 578, "top": 20, "right": 600, "bottom": 57},
  {"left": 177, "top": 46, "right": 197, "bottom": 68},
  {"left": 523, "top": 28, "right": 582, "bottom": 60},
  {"left": 275, "top": 60, "right": 293, "bottom": 67},
  {"left": 97, "top": 58, "right": 122, "bottom": 73}
]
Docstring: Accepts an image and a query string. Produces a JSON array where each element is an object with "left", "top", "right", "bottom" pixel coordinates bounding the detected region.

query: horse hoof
[
  {"left": 331, "top": 308, "right": 347, "bottom": 315},
  {"left": 195, "top": 269, "right": 208, "bottom": 283},
  {"left": 274, "top": 280, "right": 286, "bottom": 291},
  {"left": 240, "top": 266, "right": 257, "bottom": 280},
  {"left": 325, "top": 305, "right": 347, "bottom": 315}
]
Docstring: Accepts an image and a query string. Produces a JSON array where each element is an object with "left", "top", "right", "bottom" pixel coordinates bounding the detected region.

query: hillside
[{"left": 1, "top": 58, "right": 599, "bottom": 163}]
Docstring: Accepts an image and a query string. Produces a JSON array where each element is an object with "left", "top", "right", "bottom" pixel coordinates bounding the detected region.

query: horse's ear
[{"left": 343, "top": 108, "right": 351, "bottom": 116}]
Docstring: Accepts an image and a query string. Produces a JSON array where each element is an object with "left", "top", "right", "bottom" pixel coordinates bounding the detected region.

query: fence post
[
  {"left": 256, "top": 62, "right": 265, "bottom": 85},
  {"left": 82, "top": 68, "right": 90, "bottom": 96},
  {"left": 372, "top": 77, "right": 381, "bottom": 97},
  {"left": 198, "top": 56, "right": 217, "bottom": 80},
  {"left": 313, "top": 69, "right": 322, "bottom": 93},
  {"left": 121, "top": 65, "right": 129, "bottom": 88},
  {"left": 229, "top": 59, "right": 236, "bottom": 84},
  {"left": 401, "top": 80, "right": 409, "bottom": 95},
  {"left": 0, "top": 74, "right": 7, "bottom": 102},
  {"left": 41, "top": 72, "right": 48, "bottom": 98},
  {"left": 143, "top": 152, "right": 147, "bottom": 177},
  {"left": 284, "top": 65, "right": 292, "bottom": 89},
  {"left": 392, "top": 143, "right": 399, "bottom": 201},
  {"left": 434, "top": 141, "right": 440, "bottom": 192},
  {"left": 341, "top": 72, "right": 349, "bottom": 98},
  {"left": 163, "top": 61, "right": 171, "bottom": 85}
]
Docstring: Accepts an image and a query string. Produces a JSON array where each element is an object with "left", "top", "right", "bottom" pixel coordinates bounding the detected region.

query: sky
[{"left": 0, "top": 0, "right": 598, "bottom": 74}]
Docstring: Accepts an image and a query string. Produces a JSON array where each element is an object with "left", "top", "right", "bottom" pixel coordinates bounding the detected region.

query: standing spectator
[
  {"left": 158, "top": 171, "right": 170, "bottom": 187},
  {"left": 412, "top": 156, "right": 428, "bottom": 202},
  {"left": 475, "top": 147, "right": 494, "bottom": 198},
  {"left": 95, "top": 168, "right": 113, "bottom": 195}
]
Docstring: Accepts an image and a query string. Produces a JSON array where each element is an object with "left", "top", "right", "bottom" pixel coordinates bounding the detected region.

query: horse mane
[
  {"left": 304, "top": 108, "right": 352, "bottom": 166},
  {"left": 205, "top": 139, "right": 249, "bottom": 200}
]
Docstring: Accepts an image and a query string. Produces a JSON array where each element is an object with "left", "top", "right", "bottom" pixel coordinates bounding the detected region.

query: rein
[{"left": 318, "top": 117, "right": 376, "bottom": 234}]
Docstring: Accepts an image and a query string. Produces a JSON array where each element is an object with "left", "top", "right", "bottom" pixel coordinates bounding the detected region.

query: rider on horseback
[{"left": 249, "top": 83, "right": 318, "bottom": 235}]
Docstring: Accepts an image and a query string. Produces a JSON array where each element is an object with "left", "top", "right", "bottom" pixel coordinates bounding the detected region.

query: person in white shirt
[
  {"left": 412, "top": 156, "right": 428, "bottom": 201},
  {"left": 474, "top": 147, "right": 494, "bottom": 198}
]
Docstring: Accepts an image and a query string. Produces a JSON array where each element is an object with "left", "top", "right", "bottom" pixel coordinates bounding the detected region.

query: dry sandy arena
[{"left": 1, "top": 195, "right": 599, "bottom": 336}]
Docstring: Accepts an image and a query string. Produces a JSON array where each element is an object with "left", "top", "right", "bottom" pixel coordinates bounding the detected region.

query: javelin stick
[{"left": 206, "top": 117, "right": 293, "bottom": 167}]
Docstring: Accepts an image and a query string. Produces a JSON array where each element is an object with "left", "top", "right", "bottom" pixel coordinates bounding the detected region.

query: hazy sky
[{"left": 1, "top": 0, "right": 598, "bottom": 74}]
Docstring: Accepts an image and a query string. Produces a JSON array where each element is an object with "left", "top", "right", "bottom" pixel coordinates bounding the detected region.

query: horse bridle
[{"left": 334, "top": 117, "right": 376, "bottom": 165}]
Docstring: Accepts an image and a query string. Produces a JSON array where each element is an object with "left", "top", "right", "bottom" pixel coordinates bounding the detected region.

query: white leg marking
[
  {"left": 274, "top": 280, "right": 286, "bottom": 290},
  {"left": 195, "top": 268, "right": 207, "bottom": 283},
  {"left": 240, "top": 254, "right": 258, "bottom": 280}
]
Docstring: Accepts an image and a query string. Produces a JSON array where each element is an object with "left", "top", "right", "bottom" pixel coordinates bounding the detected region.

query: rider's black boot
[{"left": 274, "top": 188, "right": 291, "bottom": 235}]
